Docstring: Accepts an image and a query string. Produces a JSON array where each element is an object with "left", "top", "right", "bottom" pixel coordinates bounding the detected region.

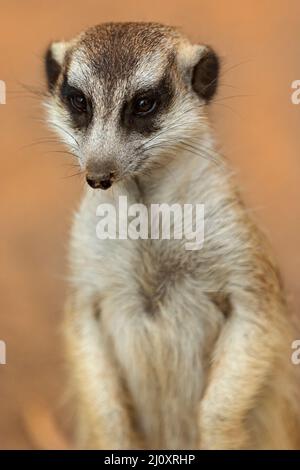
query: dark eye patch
[
  {"left": 60, "top": 75, "right": 92, "bottom": 129},
  {"left": 121, "top": 74, "right": 174, "bottom": 136}
]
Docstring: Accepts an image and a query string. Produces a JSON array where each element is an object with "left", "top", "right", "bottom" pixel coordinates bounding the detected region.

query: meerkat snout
[
  {"left": 85, "top": 158, "right": 117, "bottom": 189},
  {"left": 86, "top": 172, "right": 115, "bottom": 190},
  {"left": 85, "top": 175, "right": 111, "bottom": 190},
  {"left": 44, "top": 23, "right": 220, "bottom": 187}
]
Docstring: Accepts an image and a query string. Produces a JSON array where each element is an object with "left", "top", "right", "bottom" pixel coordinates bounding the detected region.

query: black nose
[{"left": 86, "top": 176, "right": 113, "bottom": 190}]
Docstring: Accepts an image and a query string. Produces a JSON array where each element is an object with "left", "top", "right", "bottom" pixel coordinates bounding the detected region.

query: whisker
[
  {"left": 62, "top": 170, "right": 85, "bottom": 179},
  {"left": 19, "top": 139, "right": 63, "bottom": 150},
  {"left": 17, "top": 81, "right": 48, "bottom": 99},
  {"left": 213, "top": 94, "right": 252, "bottom": 103},
  {"left": 220, "top": 59, "right": 253, "bottom": 77},
  {"left": 47, "top": 121, "right": 80, "bottom": 148}
]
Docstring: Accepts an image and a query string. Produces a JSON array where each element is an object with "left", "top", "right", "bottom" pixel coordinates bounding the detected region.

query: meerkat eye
[
  {"left": 132, "top": 96, "right": 157, "bottom": 116},
  {"left": 68, "top": 93, "right": 87, "bottom": 113}
]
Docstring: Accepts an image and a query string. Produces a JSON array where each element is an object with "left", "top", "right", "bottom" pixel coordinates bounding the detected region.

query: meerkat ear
[
  {"left": 44, "top": 41, "right": 67, "bottom": 92},
  {"left": 191, "top": 46, "right": 220, "bottom": 102}
]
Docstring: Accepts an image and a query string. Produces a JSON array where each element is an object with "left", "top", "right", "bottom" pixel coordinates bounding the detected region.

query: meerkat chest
[
  {"left": 94, "top": 238, "right": 224, "bottom": 448},
  {"left": 71, "top": 190, "right": 225, "bottom": 448}
]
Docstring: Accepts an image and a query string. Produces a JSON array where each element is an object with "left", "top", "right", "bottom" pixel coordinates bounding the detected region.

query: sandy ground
[{"left": 0, "top": 0, "right": 299, "bottom": 449}]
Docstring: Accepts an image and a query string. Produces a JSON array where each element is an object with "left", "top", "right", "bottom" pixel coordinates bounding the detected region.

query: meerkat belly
[{"left": 98, "top": 242, "right": 225, "bottom": 449}]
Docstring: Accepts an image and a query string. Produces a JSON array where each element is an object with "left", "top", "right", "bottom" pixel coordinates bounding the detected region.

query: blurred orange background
[{"left": 0, "top": 0, "right": 299, "bottom": 449}]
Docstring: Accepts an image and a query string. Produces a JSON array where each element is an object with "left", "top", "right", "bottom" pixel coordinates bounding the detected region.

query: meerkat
[{"left": 44, "top": 22, "right": 299, "bottom": 450}]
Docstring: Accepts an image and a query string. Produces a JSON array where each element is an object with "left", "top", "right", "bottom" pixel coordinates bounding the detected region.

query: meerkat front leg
[
  {"left": 64, "top": 297, "right": 141, "bottom": 450},
  {"left": 199, "top": 289, "right": 287, "bottom": 450}
]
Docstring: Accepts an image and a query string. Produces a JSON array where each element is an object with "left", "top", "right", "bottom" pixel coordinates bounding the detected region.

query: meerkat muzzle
[{"left": 86, "top": 174, "right": 113, "bottom": 190}]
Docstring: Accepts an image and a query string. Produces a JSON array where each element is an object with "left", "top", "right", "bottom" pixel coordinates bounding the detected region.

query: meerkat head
[{"left": 44, "top": 22, "right": 219, "bottom": 190}]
